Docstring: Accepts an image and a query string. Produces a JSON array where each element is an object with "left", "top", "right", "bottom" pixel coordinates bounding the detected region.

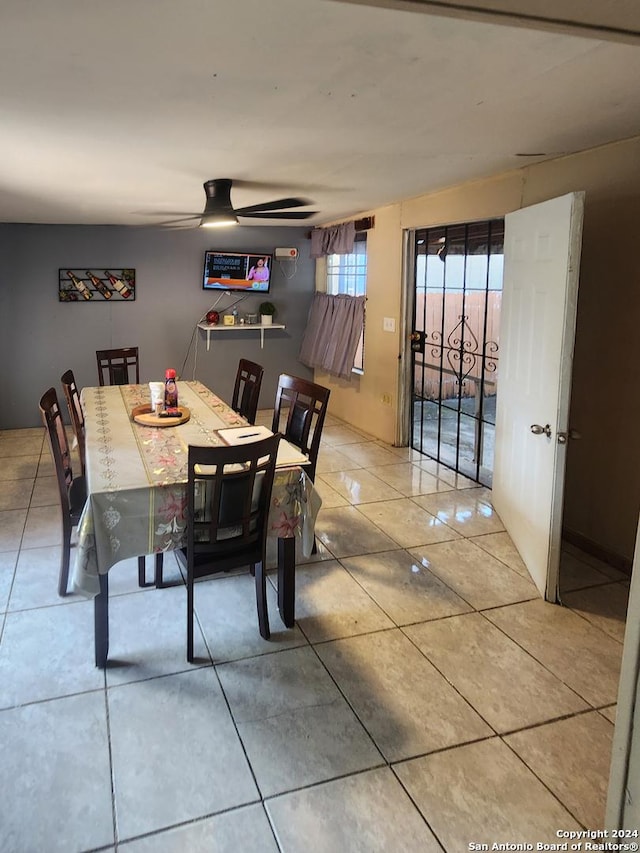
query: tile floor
[{"left": 0, "top": 414, "right": 631, "bottom": 852}]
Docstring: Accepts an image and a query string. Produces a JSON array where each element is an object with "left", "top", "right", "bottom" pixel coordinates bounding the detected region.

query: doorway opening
[{"left": 410, "top": 219, "right": 504, "bottom": 486}]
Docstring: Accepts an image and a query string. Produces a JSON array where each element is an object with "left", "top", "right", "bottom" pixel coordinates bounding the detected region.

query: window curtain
[
  {"left": 299, "top": 293, "right": 365, "bottom": 380},
  {"left": 310, "top": 221, "right": 356, "bottom": 258}
]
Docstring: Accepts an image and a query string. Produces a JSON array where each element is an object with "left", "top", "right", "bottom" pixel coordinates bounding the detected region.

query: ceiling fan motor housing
[
  {"left": 202, "top": 179, "right": 237, "bottom": 221},
  {"left": 199, "top": 177, "right": 316, "bottom": 226}
]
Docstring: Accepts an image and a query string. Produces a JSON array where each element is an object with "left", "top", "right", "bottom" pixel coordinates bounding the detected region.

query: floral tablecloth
[{"left": 72, "top": 381, "right": 321, "bottom": 597}]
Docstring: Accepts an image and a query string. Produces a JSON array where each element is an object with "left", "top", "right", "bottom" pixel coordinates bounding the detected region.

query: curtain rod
[{"left": 306, "top": 215, "right": 375, "bottom": 240}]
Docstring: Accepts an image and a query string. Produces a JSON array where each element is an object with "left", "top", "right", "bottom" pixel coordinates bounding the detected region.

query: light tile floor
[{"left": 0, "top": 415, "right": 630, "bottom": 852}]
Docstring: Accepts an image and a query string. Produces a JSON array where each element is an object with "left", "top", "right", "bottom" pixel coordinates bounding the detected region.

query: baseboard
[{"left": 562, "top": 527, "right": 632, "bottom": 575}]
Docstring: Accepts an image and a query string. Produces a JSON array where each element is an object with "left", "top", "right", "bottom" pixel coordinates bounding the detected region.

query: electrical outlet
[
  {"left": 383, "top": 317, "right": 396, "bottom": 333},
  {"left": 381, "top": 393, "right": 392, "bottom": 405}
]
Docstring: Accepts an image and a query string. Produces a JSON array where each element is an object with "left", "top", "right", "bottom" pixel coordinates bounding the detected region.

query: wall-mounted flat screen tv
[{"left": 203, "top": 251, "right": 272, "bottom": 293}]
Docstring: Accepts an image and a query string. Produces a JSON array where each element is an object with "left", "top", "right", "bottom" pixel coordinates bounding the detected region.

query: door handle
[
  {"left": 557, "top": 428, "right": 581, "bottom": 444},
  {"left": 410, "top": 330, "right": 425, "bottom": 353},
  {"left": 530, "top": 424, "right": 552, "bottom": 437}
]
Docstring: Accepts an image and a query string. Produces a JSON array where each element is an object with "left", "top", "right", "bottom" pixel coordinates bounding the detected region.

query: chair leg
[
  {"left": 137, "top": 554, "right": 165, "bottom": 588},
  {"left": 94, "top": 572, "right": 110, "bottom": 668},
  {"left": 277, "top": 536, "right": 296, "bottom": 629},
  {"left": 254, "top": 561, "right": 270, "bottom": 640},
  {"left": 58, "top": 516, "right": 72, "bottom": 597},
  {"left": 187, "top": 578, "right": 195, "bottom": 662},
  {"left": 154, "top": 553, "right": 164, "bottom": 587}
]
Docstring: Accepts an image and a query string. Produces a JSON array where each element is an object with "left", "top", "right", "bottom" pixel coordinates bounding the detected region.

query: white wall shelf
[{"left": 197, "top": 322, "right": 286, "bottom": 350}]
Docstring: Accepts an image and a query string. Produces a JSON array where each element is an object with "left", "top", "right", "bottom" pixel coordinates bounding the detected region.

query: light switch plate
[{"left": 383, "top": 317, "right": 396, "bottom": 332}]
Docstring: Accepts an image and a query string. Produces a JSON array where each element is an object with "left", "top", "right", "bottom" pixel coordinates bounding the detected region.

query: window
[
  {"left": 326, "top": 234, "right": 367, "bottom": 371},
  {"left": 326, "top": 233, "right": 367, "bottom": 296}
]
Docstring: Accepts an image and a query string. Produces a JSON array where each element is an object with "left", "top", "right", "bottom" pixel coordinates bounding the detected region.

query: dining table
[{"left": 72, "top": 380, "right": 322, "bottom": 667}]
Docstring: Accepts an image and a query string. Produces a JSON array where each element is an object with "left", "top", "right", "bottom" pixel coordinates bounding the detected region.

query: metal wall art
[{"left": 58, "top": 269, "right": 136, "bottom": 302}]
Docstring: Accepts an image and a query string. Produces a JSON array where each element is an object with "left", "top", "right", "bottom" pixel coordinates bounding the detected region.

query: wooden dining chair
[
  {"left": 175, "top": 434, "right": 281, "bottom": 662},
  {"left": 271, "top": 374, "right": 330, "bottom": 483},
  {"left": 39, "top": 387, "right": 87, "bottom": 597},
  {"left": 231, "top": 358, "right": 264, "bottom": 425},
  {"left": 96, "top": 347, "right": 139, "bottom": 386},
  {"left": 60, "top": 369, "right": 86, "bottom": 478}
]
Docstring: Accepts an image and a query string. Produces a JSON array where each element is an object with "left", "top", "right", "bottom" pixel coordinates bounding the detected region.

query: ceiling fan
[{"left": 159, "top": 178, "right": 317, "bottom": 228}]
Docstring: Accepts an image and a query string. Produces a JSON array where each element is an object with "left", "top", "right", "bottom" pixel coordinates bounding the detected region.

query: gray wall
[{"left": 0, "top": 223, "right": 314, "bottom": 429}]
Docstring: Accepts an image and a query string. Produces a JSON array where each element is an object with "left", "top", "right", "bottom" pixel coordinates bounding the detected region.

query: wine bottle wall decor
[{"left": 58, "top": 269, "right": 136, "bottom": 302}]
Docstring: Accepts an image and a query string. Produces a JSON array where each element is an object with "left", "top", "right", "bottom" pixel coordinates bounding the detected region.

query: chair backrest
[
  {"left": 271, "top": 374, "right": 330, "bottom": 482},
  {"left": 231, "top": 359, "right": 264, "bottom": 425},
  {"left": 60, "top": 369, "right": 86, "bottom": 477},
  {"left": 96, "top": 347, "right": 139, "bottom": 386},
  {"left": 186, "top": 434, "right": 281, "bottom": 575},
  {"left": 39, "top": 387, "right": 75, "bottom": 518}
]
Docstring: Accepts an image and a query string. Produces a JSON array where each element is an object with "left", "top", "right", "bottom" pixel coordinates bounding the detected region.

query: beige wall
[{"left": 318, "top": 136, "right": 640, "bottom": 563}]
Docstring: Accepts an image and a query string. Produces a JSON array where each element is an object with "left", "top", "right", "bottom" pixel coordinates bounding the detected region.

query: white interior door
[{"left": 492, "top": 191, "right": 584, "bottom": 600}]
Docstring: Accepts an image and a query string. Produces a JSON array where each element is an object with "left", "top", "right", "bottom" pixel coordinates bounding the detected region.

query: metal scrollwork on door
[
  {"left": 446, "top": 315, "right": 478, "bottom": 384},
  {"left": 443, "top": 315, "right": 499, "bottom": 386},
  {"left": 425, "top": 330, "right": 442, "bottom": 361},
  {"left": 483, "top": 339, "right": 499, "bottom": 378}
]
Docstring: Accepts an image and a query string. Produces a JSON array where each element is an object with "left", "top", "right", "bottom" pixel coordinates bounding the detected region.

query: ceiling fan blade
[
  {"left": 135, "top": 211, "right": 200, "bottom": 217},
  {"left": 153, "top": 215, "right": 200, "bottom": 225},
  {"left": 234, "top": 197, "right": 312, "bottom": 215},
  {"left": 238, "top": 210, "right": 317, "bottom": 220}
]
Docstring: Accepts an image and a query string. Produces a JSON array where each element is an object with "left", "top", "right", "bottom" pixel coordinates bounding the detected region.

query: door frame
[
  {"left": 397, "top": 227, "right": 415, "bottom": 447},
  {"left": 606, "top": 517, "right": 640, "bottom": 827}
]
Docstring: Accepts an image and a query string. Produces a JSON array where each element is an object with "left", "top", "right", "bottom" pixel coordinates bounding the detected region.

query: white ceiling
[{"left": 1, "top": 0, "right": 639, "bottom": 228}]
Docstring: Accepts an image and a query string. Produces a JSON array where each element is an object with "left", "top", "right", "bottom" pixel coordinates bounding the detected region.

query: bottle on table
[
  {"left": 65, "top": 271, "right": 93, "bottom": 300},
  {"left": 164, "top": 369, "right": 178, "bottom": 409},
  {"left": 104, "top": 270, "right": 132, "bottom": 299}
]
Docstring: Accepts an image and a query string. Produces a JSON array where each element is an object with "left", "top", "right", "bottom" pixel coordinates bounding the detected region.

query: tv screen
[{"left": 203, "top": 251, "right": 272, "bottom": 293}]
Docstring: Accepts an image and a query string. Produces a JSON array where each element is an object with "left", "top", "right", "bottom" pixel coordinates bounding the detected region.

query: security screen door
[{"left": 410, "top": 219, "right": 504, "bottom": 487}]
